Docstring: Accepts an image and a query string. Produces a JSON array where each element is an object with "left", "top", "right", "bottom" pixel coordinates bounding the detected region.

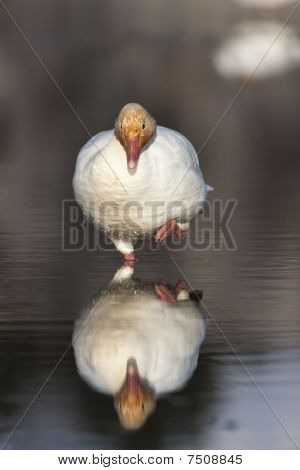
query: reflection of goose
[
  {"left": 73, "top": 266, "right": 206, "bottom": 430},
  {"left": 73, "top": 103, "right": 212, "bottom": 262},
  {"left": 213, "top": 22, "right": 300, "bottom": 79}
]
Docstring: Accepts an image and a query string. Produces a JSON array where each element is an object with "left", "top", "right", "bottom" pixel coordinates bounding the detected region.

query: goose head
[
  {"left": 114, "top": 103, "right": 156, "bottom": 169},
  {"left": 114, "top": 359, "right": 156, "bottom": 430}
]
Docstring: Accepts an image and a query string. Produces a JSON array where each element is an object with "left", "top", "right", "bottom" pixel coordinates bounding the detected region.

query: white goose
[
  {"left": 73, "top": 103, "right": 212, "bottom": 261},
  {"left": 72, "top": 266, "right": 207, "bottom": 430},
  {"left": 233, "top": 0, "right": 294, "bottom": 8},
  {"left": 214, "top": 22, "right": 300, "bottom": 80}
]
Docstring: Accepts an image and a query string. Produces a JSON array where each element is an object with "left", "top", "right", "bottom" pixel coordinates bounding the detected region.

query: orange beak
[{"left": 125, "top": 137, "right": 140, "bottom": 169}]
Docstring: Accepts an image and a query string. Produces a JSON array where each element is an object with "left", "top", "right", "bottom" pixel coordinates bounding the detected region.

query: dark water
[{"left": 0, "top": 0, "right": 300, "bottom": 450}]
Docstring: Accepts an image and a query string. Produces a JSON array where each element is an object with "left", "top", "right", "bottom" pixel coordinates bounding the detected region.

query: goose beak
[
  {"left": 125, "top": 137, "right": 140, "bottom": 169},
  {"left": 114, "top": 359, "right": 156, "bottom": 430},
  {"left": 125, "top": 361, "right": 139, "bottom": 400}
]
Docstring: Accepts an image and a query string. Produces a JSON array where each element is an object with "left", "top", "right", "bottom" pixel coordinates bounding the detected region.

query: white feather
[{"left": 73, "top": 126, "right": 211, "bottom": 248}]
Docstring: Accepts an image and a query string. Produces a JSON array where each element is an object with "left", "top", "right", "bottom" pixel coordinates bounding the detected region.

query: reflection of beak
[
  {"left": 125, "top": 137, "right": 140, "bottom": 169},
  {"left": 125, "top": 361, "right": 139, "bottom": 400}
]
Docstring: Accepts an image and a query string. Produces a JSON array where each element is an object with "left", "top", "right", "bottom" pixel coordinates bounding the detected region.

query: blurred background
[{"left": 0, "top": 0, "right": 300, "bottom": 449}]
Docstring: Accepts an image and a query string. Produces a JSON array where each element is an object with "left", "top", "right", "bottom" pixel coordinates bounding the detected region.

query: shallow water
[{"left": 0, "top": 0, "right": 300, "bottom": 450}]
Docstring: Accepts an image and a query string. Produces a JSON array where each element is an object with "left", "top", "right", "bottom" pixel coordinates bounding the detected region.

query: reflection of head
[{"left": 114, "top": 359, "right": 156, "bottom": 430}]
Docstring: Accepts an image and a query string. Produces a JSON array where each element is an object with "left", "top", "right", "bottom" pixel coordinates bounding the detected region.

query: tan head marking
[
  {"left": 114, "top": 103, "right": 156, "bottom": 169},
  {"left": 114, "top": 360, "right": 156, "bottom": 430}
]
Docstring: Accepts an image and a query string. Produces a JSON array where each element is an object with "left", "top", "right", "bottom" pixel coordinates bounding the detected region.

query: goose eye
[
  {"left": 141, "top": 402, "right": 145, "bottom": 411},
  {"left": 142, "top": 123, "right": 145, "bottom": 129},
  {"left": 120, "top": 124, "right": 123, "bottom": 130}
]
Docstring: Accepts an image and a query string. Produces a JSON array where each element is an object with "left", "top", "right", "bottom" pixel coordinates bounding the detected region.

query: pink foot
[
  {"left": 155, "top": 283, "right": 176, "bottom": 304},
  {"left": 123, "top": 252, "right": 135, "bottom": 267},
  {"left": 175, "top": 226, "right": 188, "bottom": 240},
  {"left": 154, "top": 220, "right": 177, "bottom": 243},
  {"left": 154, "top": 220, "right": 188, "bottom": 243}
]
